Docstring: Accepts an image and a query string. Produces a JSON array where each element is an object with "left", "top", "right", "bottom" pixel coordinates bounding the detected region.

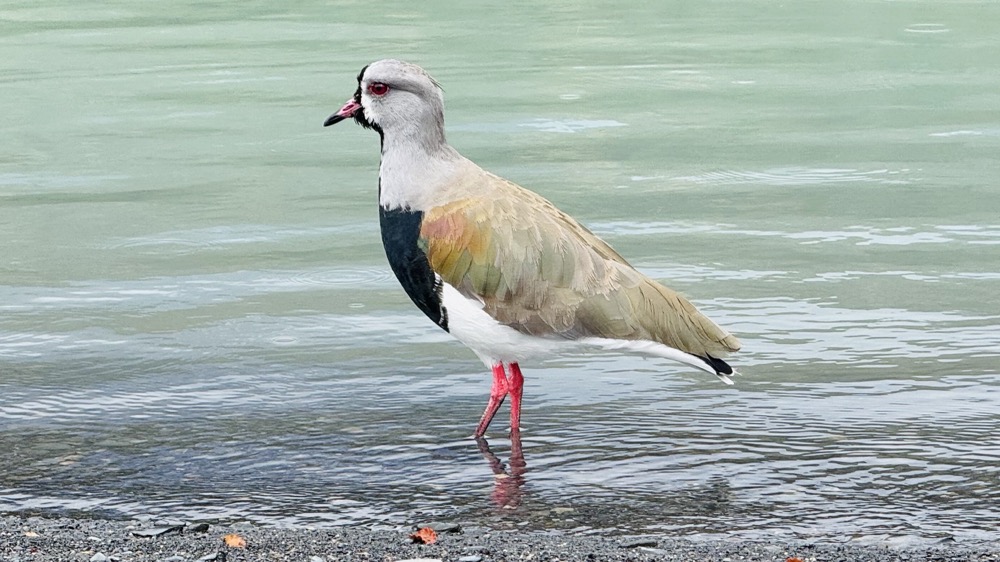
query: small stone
[
  {"left": 199, "top": 553, "right": 226, "bottom": 562},
  {"left": 622, "top": 538, "right": 659, "bottom": 548},
  {"left": 131, "top": 525, "right": 184, "bottom": 538},
  {"left": 310, "top": 557, "right": 327, "bottom": 562},
  {"left": 551, "top": 507, "right": 574, "bottom": 514},
  {"left": 394, "top": 559, "right": 442, "bottom": 562},
  {"left": 458, "top": 556, "right": 483, "bottom": 562},
  {"left": 417, "top": 521, "right": 461, "bottom": 533},
  {"left": 160, "top": 557, "right": 185, "bottom": 562},
  {"left": 187, "top": 523, "right": 210, "bottom": 533},
  {"left": 90, "top": 554, "right": 108, "bottom": 562}
]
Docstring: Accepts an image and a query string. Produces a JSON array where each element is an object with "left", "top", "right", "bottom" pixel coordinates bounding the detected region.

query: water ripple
[
  {"left": 669, "top": 167, "right": 911, "bottom": 186},
  {"left": 0, "top": 267, "right": 394, "bottom": 317},
  {"left": 592, "top": 221, "right": 1000, "bottom": 248},
  {"left": 104, "top": 223, "right": 376, "bottom": 252},
  {"left": 904, "top": 23, "right": 950, "bottom": 34},
  {"left": 519, "top": 118, "right": 628, "bottom": 133}
]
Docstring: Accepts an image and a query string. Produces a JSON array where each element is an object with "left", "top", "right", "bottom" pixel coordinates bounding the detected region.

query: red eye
[{"left": 368, "top": 82, "right": 389, "bottom": 96}]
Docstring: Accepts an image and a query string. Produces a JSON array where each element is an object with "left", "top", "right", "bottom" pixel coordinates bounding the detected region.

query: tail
[
  {"left": 580, "top": 338, "right": 738, "bottom": 385},
  {"left": 695, "top": 354, "right": 736, "bottom": 385}
]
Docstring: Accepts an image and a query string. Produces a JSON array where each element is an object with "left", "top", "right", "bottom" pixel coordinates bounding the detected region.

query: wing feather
[{"left": 419, "top": 173, "right": 740, "bottom": 357}]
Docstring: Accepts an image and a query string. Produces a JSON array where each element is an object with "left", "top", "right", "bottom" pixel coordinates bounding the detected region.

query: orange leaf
[
  {"left": 223, "top": 533, "right": 247, "bottom": 548},
  {"left": 786, "top": 557, "right": 804, "bottom": 562},
  {"left": 409, "top": 527, "right": 437, "bottom": 545}
]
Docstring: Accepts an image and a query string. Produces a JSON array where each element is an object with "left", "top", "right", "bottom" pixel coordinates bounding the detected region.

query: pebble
[
  {"left": 621, "top": 537, "right": 659, "bottom": 548},
  {"left": 417, "top": 521, "right": 461, "bottom": 533},
  {"left": 90, "top": 554, "right": 108, "bottom": 562},
  {"left": 2, "top": 514, "right": 998, "bottom": 562},
  {"left": 130, "top": 526, "right": 184, "bottom": 538}
]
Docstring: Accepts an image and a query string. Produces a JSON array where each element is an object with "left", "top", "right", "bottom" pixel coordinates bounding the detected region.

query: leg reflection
[{"left": 475, "top": 428, "right": 526, "bottom": 509}]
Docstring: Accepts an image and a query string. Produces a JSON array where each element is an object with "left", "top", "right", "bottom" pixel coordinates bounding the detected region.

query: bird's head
[{"left": 324, "top": 59, "right": 446, "bottom": 146}]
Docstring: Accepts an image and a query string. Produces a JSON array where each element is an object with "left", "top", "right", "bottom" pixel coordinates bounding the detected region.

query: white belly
[
  {"left": 439, "top": 282, "right": 730, "bottom": 382},
  {"left": 440, "top": 282, "right": 578, "bottom": 365}
]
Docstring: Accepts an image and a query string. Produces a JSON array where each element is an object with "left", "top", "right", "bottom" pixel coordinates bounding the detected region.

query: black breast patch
[{"left": 379, "top": 206, "right": 449, "bottom": 332}]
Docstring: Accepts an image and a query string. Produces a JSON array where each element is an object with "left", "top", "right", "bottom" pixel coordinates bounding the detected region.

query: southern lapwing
[{"left": 324, "top": 59, "right": 741, "bottom": 437}]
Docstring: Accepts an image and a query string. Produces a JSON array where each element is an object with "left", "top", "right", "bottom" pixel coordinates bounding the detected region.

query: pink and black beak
[
  {"left": 324, "top": 97, "right": 362, "bottom": 127},
  {"left": 326, "top": 65, "right": 379, "bottom": 131}
]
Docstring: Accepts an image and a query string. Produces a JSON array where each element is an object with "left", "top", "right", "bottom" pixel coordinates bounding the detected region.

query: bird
[{"left": 324, "top": 59, "right": 741, "bottom": 438}]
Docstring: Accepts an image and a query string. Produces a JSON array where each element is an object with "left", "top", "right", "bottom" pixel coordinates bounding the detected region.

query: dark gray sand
[{"left": 2, "top": 515, "right": 997, "bottom": 561}]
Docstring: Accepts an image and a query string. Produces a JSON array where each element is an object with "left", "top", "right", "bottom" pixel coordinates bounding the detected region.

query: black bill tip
[{"left": 324, "top": 113, "right": 347, "bottom": 127}]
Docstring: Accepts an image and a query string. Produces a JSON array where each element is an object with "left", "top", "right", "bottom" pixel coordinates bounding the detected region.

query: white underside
[{"left": 440, "top": 283, "right": 734, "bottom": 385}]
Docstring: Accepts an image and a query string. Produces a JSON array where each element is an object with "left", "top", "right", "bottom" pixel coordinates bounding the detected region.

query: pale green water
[{"left": 2, "top": 0, "right": 999, "bottom": 542}]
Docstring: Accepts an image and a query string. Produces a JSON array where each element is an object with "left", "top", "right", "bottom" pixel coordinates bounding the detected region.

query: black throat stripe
[{"left": 378, "top": 206, "right": 448, "bottom": 332}]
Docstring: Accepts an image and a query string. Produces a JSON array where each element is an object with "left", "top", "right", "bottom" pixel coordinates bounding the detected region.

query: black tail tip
[{"left": 698, "top": 354, "right": 733, "bottom": 376}]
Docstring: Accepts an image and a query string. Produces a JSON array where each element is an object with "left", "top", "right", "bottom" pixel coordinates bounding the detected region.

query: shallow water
[{"left": 2, "top": 0, "right": 999, "bottom": 544}]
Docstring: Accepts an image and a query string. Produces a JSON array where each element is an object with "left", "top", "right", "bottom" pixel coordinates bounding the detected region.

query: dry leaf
[
  {"left": 223, "top": 533, "right": 247, "bottom": 548},
  {"left": 409, "top": 527, "right": 437, "bottom": 545},
  {"left": 786, "top": 557, "right": 804, "bottom": 562},
  {"left": 24, "top": 531, "right": 39, "bottom": 537}
]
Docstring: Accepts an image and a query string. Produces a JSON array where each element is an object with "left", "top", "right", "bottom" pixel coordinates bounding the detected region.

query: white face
[{"left": 356, "top": 59, "right": 445, "bottom": 134}]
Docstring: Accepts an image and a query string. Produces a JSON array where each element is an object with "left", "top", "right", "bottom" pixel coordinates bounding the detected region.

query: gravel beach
[{"left": 2, "top": 514, "right": 997, "bottom": 562}]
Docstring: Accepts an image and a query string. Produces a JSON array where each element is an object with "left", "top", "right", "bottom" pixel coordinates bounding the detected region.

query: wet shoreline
[{"left": 2, "top": 514, "right": 997, "bottom": 561}]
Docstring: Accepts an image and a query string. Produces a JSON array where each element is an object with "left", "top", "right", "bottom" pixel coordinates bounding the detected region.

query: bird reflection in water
[{"left": 475, "top": 428, "right": 526, "bottom": 509}]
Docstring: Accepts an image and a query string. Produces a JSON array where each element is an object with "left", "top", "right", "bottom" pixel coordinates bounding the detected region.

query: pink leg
[
  {"left": 508, "top": 362, "right": 524, "bottom": 433},
  {"left": 474, "top": 364, "right": 509, "bottom": 437}
]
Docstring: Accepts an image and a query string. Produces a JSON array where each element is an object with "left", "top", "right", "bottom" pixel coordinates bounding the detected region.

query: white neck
[{"left": 378, "top": 130, "right": 464, "bottom": 211}]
